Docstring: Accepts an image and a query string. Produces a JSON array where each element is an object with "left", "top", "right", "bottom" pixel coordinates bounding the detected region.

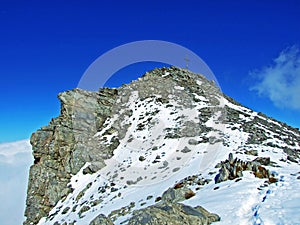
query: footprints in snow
[{"left": 252, "top": 175, "right": 285, "bottom": 225}]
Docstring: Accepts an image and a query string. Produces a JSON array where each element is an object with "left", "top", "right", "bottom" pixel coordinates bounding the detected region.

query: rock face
[
  {"left": 25, "top": 88, "right": 118, "bottom": 224},
  {"left": 24, "top": 66, "right": 300, "bottom": 225}
]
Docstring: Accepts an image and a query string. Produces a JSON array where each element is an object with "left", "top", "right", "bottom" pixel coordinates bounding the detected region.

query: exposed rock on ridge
[
  {"left": 126, "top": 183, "right": 219, "bottom": 225},
  {"left": 214, "top": 153, "right": 277, "bottom": 183},
  {"left": 127, "top": 202, "right": 220, "bottom": 225},
  {"left": 25, "top": 88, "right": 117, "bottom": 224}
]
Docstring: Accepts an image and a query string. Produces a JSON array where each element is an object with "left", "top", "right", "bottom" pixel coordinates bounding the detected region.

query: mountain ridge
[{"left": 24, "top": 67, "right": 300, "bottom": 225}]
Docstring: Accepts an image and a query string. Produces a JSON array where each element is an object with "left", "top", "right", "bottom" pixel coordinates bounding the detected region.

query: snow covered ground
[
  {"left": 36, "top": 86, "right": 300, "bottom": 225},
  {"left": 184, "top": 160, "right": 300, "bottom": 225}
]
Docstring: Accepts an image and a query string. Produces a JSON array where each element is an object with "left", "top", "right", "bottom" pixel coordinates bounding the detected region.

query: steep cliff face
[
  {"left": 24, "top": 67, "right": 300, "bottom": 225},
  {"left": 25, "top": 88, "right": 118, "bottom": 224}
]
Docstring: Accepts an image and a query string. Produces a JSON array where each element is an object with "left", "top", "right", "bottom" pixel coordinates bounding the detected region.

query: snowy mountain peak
[{"left": 24, "top": 67, "right": 300, "bottom": 225}]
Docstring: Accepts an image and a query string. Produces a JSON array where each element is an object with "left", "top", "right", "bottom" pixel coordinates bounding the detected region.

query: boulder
[
  {"left": 215, "top": 154, "right": 276, "bottom": 183},
  {"left": 161, "top": 187, "right": 195, "bottom": 203},
  {"left": 89, "top": 214, "right": 114, "bottom": 225},
  {"left": 128, "top": 202, "right": 220, "bottom": 225}
]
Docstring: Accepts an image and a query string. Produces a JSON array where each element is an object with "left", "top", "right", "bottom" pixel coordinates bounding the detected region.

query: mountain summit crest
[{"left": 24, "top": 67, "right": 300, "bottom": 225}]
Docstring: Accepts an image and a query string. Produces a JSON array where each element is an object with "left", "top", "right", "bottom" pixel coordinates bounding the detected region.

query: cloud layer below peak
[
  {"left": 0, "top": 139, "right": 32, "bottom": 165},
  {"left": 0, "top": 140, "right": 33, "bottom": 225}
]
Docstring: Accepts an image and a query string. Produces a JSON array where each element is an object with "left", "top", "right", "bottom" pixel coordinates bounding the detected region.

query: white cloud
[
  {"left": 250, "top": 46, "right": 300, "bottom": 110},
  {"left": 0, "top": 140, "right": 33, "bottom": 225},
  {"left": 0, "top": 140, "right": 32, "bottom": 165}
]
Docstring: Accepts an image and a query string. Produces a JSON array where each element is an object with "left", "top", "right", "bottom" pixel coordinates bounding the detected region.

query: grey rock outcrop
[
  {"left": 24, "top": 88, "right": 118, "bottom": 225},
  {"left": 127, "top": 202, "right": 220, "bottom": 225},
  {"left": 215, "top": 153, "right": 276, "bottom": 183},
  {"left": 126, "top": 178, "right": 219, "bottom": 225},
  {"left": 161, "top": 187, "right": 195, "bottom": 203},
  {"left": 89, "top": 214, "right": 114, "bottom": 225}
]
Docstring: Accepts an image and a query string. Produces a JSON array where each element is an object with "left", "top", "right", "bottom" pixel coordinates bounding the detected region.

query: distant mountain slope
[{"left": 24, "top": 67, "right": 300, "bottom": 225}]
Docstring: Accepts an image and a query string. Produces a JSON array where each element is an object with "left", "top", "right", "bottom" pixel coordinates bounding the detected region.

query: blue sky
[{"left": 1, "top": 0, "right": 300, "bottom": 143}]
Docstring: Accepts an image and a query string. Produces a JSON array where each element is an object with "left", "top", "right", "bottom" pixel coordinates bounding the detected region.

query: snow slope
[{"left": 32, "top": 68, "right": 300, "bottom": 225}]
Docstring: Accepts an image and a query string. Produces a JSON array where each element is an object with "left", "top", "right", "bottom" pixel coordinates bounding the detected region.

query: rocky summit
[{"left": 24, "top": 67, "right": 300, "bottom": 225}]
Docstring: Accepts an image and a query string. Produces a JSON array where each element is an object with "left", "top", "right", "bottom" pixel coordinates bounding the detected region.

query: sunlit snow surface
[
  {"left": 184, "top": 157, "right": 300, "bottom": 225},
  {"left": 37, "top": 84, "right": 300, "bottom": 225}
]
